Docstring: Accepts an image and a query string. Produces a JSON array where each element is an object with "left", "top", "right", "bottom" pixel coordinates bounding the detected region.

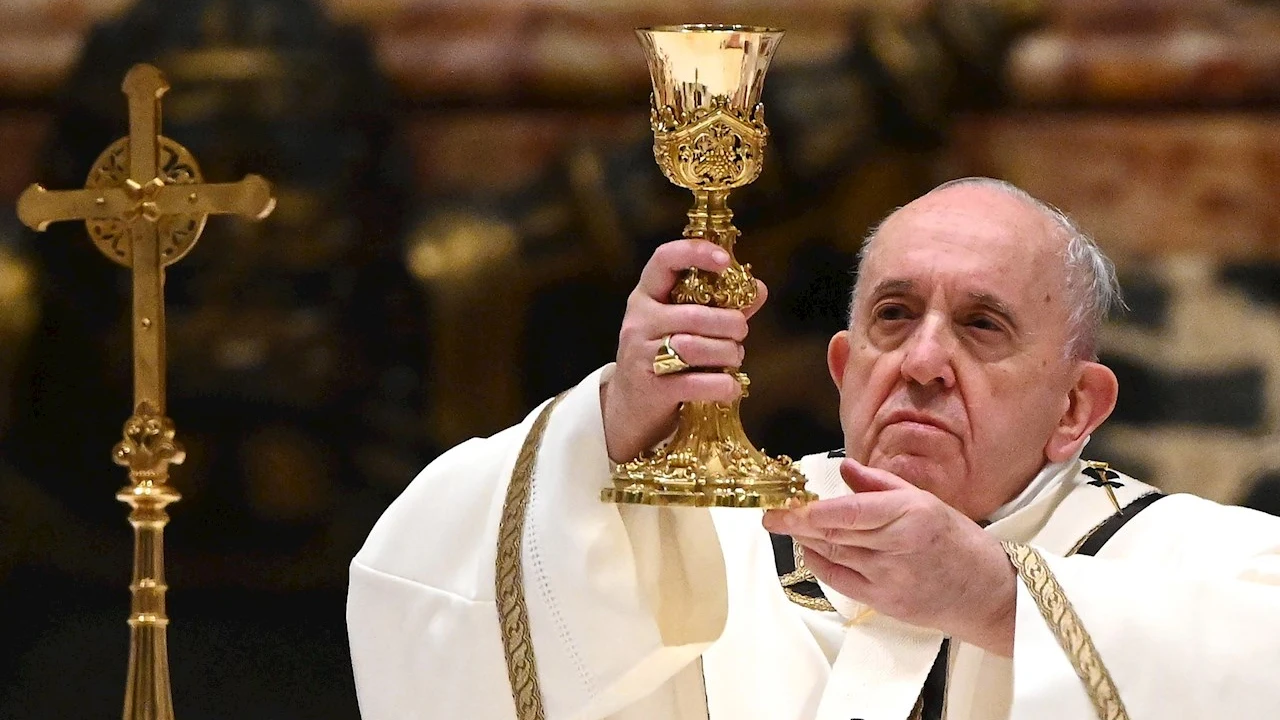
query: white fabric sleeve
[
  {"left": 347, "top": 366, "right": 728, "bottom": 720},
  {"left": 348, "top": 418, "right": 532, "bottom": 720},
  {"left": 1009, "top": 497, "right": 1280, "bottom": 719},
  {"left": 520, "top": 366, "right": 728, "bottom": 719}
]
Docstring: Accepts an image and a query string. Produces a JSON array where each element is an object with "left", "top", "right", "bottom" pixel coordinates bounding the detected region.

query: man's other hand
[
  {"left": 601, "top": 239, "right": 766, "bottom": 464},
  {"left": 763, "top": 458, "right": 1017, "bottom": 656}
]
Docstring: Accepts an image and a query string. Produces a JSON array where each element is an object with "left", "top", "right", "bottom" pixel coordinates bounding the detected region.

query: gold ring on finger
[{"left": 652, "top": 334, "right": 691, "bottom": 376}]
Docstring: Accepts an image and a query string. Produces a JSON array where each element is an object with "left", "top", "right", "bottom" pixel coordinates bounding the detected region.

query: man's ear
[
  {"left": 827, "top": 330, "right": 851, "bottom": 390},
  {"left": 1045, "top": 361, "right": 1119, "bottom": 463}
]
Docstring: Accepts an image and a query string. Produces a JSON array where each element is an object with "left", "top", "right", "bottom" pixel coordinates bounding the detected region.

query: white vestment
[{"left": 348, "top": 367, "right": 1280, "bottom": 720}]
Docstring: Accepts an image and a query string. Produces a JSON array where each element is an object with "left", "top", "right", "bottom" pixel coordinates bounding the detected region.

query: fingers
[
  {"left": 655, "top": 369, "right": 744, "bottom": 406},
  {"left": 625, "top": 240, "right": 769, "bottom": 349},
  {"left": 763, "top": 508, "right": 896, "bottom": 549},
  {"left": 601, "top": 239, "right": 766, "bottom": 462},
  {"left": 800, "top": 543, "right": 873, "bottom": 600},
  {"left": 772, "top": 462, "right": 916, "bottom": 535},
  {"left": 637, "top": 240, "right": 732, "bottom": 301},
  {"left": 775, "top": 520, "right": 894, "bottom": 549},
  {"left": 647, "top": 303, "right": 750, "bottom": 342},
  {"left": 796, "top": 538, "right": 876, "bottom": 572},
  {"left": 764, "top": 493, "right": 909, "bottom": 539},
  {"left": 742, "top": 279, "right": 768, "bottom": 321},
  {"left": 636, "top": 241, "right": 771, "bottom": 314},
  {"left": 602, "top": 363, "right": 743, "bottom": 462},
  {"left": 662, "top": 334, "right": 744, "bottom": 370},
  {"left": 807, "top": 493, "right": 910, "bottom": 533}
]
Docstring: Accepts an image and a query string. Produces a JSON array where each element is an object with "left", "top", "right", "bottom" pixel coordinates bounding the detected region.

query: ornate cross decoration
[
  {"left": 1084, "top": 461, "right": 1125, "bottom": 513},
  {"left": 15, "top": 63, "right": 275, "bottom": 720}
]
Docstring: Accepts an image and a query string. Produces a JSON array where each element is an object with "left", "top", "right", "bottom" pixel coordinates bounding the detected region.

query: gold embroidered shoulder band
[
  {"left": 1002, "top": 541, "right": 1130, "bottom": 720},
  {"left": 496, "top": 393, "right": 567, "bottom": 720}
]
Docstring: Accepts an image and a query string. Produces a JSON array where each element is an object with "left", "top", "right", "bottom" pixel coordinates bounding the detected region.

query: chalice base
[{"left": 603, "top": 399, "right": 816, "bottom": 509}]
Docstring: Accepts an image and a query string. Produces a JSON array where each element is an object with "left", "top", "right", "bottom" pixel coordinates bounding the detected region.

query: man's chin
[{"left": 867, "top": 453, "right": 955, "bottom": 492}]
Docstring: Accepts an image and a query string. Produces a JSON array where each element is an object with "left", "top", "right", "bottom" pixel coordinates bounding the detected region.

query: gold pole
[
  {"left": 113, "top": 407, "right": 183, "bottom": 720},
  {"left": 16, "top": 63, "right": 275, "bottom": 720}
]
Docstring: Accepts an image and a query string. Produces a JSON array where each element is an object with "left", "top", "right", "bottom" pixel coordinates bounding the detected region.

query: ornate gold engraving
[
  {"left": 496, "top": 394, "right": 566, "bottom": 720},
  {"left": 671, "top": 264, "right": 758, "bottom": 310},
  {"left": 604, "top": 399, "right": 811, "bottom": 509},
  {"left": 84, "top": 137, "right": 208, "bottom": 268},
  {"left": 113, "top": 402, "right": 187, "bottom": 480},
  {"left": 602, "top": 25, "right": 813, "bottom": 510},
  {"left": 1002, "top": 541, "right": 1130, "bottom": 720},
  {"left": 651, "top": 96, "right": 767, "bottom": 191},
  {"left": 14, "top": 63, "right": 276, "bottom": 720}
]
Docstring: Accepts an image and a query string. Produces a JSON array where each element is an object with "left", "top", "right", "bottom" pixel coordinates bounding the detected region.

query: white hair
[{"left": 852, "top": 176, "right": 1124, "bottom": 360}]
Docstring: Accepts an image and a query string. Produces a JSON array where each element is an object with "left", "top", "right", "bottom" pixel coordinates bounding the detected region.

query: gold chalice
[{"left": 601, "top": 24, "right": 815, "bottom": 509}]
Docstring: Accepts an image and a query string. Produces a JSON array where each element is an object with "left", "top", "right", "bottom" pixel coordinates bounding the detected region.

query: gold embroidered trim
[
  {"left": 778, "top": 567, "right": 811, "bottom": 586},
  {"left": 1002, "top": 541, "right": 1130, "bottom": 720},
  {"left": 779, "top": 540, "right": 813, "bottom": 586},
  {"left": 496, "top": 393, "right": 567, "bottom": 720},
  {"left": 783, "top": 586, "right": 838, "bottom": 612},
  {"left": 780, "top": 541, "right": 837, "bottom": 612}
]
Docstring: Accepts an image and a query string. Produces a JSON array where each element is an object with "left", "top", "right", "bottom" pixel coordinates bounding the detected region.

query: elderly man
[{"left": 347, "top": 178, "right": 1280, "bottom": 720}]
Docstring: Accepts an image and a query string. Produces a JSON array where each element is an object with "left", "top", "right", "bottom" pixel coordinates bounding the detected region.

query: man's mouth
[{"left": 882, "top": 410, "right": 954, "bottom": 436}]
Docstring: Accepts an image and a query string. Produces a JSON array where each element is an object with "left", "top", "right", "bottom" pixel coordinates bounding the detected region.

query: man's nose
[{"left": 900, "top": 314, "right": 957, "bottom": 388}]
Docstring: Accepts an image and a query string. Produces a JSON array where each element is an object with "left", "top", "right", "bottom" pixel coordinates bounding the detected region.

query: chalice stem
[{"left": 685, "top": 189, "right": 735, "bottom": 245}]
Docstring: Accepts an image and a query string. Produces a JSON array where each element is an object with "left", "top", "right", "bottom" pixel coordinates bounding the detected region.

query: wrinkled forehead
[{"left": 859, "top": 187, "right": 1069, "bottom": 308}]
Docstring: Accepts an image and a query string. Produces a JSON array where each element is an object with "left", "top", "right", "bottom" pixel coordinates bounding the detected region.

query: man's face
[{"left": 828, "top": 185, "right": 1081, "bottom": 520}]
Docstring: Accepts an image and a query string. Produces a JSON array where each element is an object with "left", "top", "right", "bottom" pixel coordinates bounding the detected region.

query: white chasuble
[{"left": 348, "top": 366, "right": 1280, "bottom": 720}]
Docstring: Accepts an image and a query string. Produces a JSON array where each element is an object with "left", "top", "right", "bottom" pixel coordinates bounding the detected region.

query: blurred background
[{"left": 0, "top": 0, "right": 1278, "bottom": 717}]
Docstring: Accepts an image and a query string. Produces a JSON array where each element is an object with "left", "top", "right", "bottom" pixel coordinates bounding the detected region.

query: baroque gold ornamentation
[
  {"left": 603, "top": 25, "right": 813, "bottom": 510},
  {"left": 650, "top": 95, "right": 767, "bottom": 135},
  {"left": 671, "top": 264, "right": 758, "bottom": 310},
  {"left": 113, "top": 402, "right": 187, "bottom": 479},
  {"left": 1002, "top": 541, "right": 1131, "bottom": 720},
  {"left": 651, "top": 96, "right": 767, "bottom": 191},
  {"left": 496, "top": 393, "right": 566, "bottom": 720},
  {"left": 605, "top": 398, "right": 812, "bottom": 509}
]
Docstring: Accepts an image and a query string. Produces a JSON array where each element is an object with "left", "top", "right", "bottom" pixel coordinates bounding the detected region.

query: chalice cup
[{"left": 601, "top": 24, "right": 816, "bottom": 509}]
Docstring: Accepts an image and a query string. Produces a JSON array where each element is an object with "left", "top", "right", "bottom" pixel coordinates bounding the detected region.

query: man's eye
[
  {"left": 966, "top": 315, "right": 1002, "bottom": 332},
  {"left": 874, "top": 304, "right": 910, "bottom": 321}
]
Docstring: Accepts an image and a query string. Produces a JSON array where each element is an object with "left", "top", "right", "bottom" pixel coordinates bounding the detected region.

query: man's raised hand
[{"left": 601, "top": 239, "right": 766, "bottom": 464}]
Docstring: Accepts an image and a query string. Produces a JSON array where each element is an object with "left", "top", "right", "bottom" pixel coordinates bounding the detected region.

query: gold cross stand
[{"left": 16, "top": 63, "right": 275, "bottom": 720}]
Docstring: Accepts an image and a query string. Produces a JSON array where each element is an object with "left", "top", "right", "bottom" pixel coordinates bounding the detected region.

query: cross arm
[
  {"left": 152, "top": 174, "right": 275, "bottom": 220},
  {"left": 16, "top": 185, "right": 134, "bottom": 231}
]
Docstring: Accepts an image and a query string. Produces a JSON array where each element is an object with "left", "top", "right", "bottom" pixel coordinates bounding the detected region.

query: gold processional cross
[{"left": 16, "top": 64, "right": 275, "bottom": 720}]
